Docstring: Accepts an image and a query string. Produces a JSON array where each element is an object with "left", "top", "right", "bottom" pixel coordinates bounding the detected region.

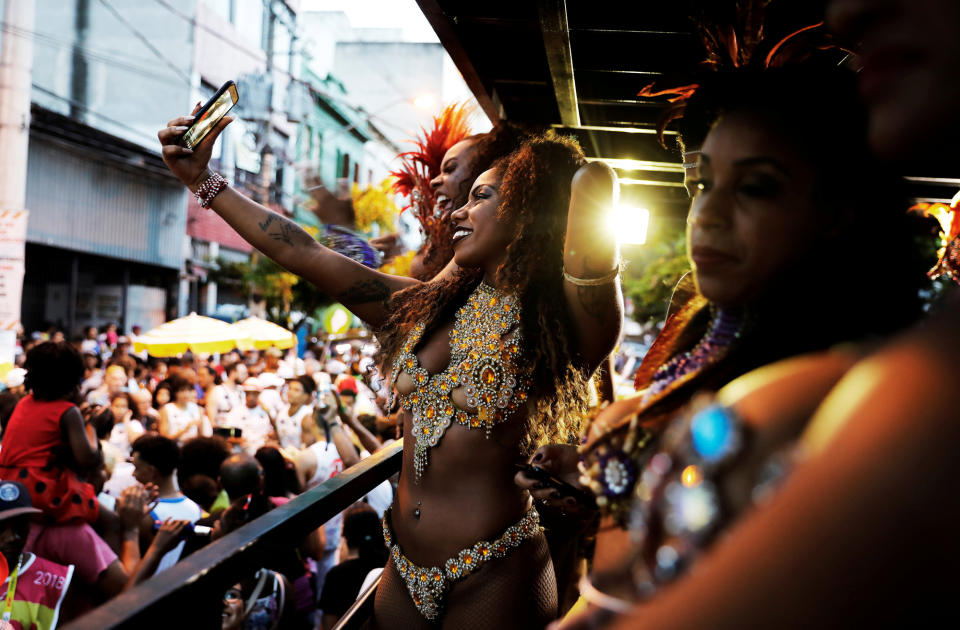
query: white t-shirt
[
  {"left": 208, "top": 384, "right": 240, "bottom": 427},
  {"left": 101, "top": 461, "right": 138, "bottom": 498},
  {"left": 162, "top": 402, "right": 202, "bottom": 442},
  {"left": 275, "top": 404, "right": 313, "bottom": 450},
  {"left": 107, "top": 420, "right": 145, "bottom": 455},
  {"left": 149, "top": 495, "right": 203, "bottom": 573},
  {"left": 304, "top": 440, "right": 344, "bottom": 551},
  {"left": 258, "top": 388, "right": 282, "bottom": 417},
  {"left": 80, "top": 339, "right": 100, "bottom": 354},
  {"left": 359, "top": 449, "right": 393, "bottom": 518},
  {"left": 240, "top": 406, "right": 273, "bottom": 454}
]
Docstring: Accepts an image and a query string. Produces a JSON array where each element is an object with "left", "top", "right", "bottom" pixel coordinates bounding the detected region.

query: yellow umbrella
[
  {"left": 232, "top": 317, "right": 297, "bottom": 350},
  {"left": 133, "top": 312, "right": 253, "bottom": 357}
]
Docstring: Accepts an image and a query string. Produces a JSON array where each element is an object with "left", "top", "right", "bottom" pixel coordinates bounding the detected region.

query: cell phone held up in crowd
[
  {"left": 179, "top": 80, "right": 239, "bottom": 149},
  {"left": 515, "top": 463, "right": 596, "bottom": 507}
]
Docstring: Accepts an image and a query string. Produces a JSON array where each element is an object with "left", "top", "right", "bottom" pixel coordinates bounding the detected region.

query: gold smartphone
[{"left": 180, "top": 80, "right": 239, "bottom": 149}]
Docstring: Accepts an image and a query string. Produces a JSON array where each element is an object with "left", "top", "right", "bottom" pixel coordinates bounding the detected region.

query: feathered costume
[
  {"left": 636, "top": 0, "right": 843, "bottom": 148},
  {"left": 390, "top": 103, "right": 473, "bottom": 279}
]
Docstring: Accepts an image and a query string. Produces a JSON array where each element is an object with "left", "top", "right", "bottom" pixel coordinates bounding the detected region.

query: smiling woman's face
[
  {"left": 449, "top": 168, "right": 515, "bottom": 278},
  {"left": 686, "top": 113, "right": 831, "bottom": 307},
  {"left": 222, "top": 584, "right": 244, "bottom": 630},
  {"left": 430, "top": 139, "right": 478, "bottom": 214}
]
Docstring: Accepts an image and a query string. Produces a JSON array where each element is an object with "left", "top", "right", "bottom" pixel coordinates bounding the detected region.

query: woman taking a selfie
[{"left": 158, "top": 105, "right": 622, "bottom": 626}]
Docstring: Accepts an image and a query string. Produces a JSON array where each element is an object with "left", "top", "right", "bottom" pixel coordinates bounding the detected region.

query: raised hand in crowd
[{"left": 126, "top": 518, "right": 192, "bottom": 590}]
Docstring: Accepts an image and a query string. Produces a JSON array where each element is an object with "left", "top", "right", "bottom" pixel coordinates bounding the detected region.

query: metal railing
[{"left": 62, "top": 440, "right": 403, "bottom": 630}]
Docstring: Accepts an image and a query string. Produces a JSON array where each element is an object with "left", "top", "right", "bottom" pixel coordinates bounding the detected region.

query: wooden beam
[
  {"left": 587, "top": 157, "right": 684, "bottom": 173},
  {"left": 538, "top": 0, "right": 580, "bottom": 127},
  {"left": 552, "top": 123, "right": 678, "bottom": 136},
  {"left": 415, "top": 0, "right": 504, "bottom": 123}
]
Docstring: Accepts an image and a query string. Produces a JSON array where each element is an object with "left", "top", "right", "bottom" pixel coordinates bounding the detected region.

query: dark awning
[{"left": 416, "top": 0, "right": 832, "bottom": 223}]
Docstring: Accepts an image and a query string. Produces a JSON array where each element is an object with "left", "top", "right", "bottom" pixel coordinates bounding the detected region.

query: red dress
[{"left": 0, "top": 394, "right": 98, "bottom": 523}]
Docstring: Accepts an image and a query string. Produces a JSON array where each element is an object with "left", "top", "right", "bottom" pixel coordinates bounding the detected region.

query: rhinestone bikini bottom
[{"left": 381, "top": 506, "right": 541, "bottom": 620}]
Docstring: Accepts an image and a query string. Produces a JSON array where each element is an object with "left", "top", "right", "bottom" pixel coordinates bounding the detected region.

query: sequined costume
[
  {"left": 384, "top": 282, "right": 539, "bottom": 620},
  {"left": 381, "top": 507, "right": 542, "bottom": 620},
  {"left": 584, "top": 397, "right": 793, "bottom": 605},
  {"left": 389, "top": 282, "right": 532, "bottom": 480},
  {"left": 579, "top": 305, "right": 746, "bottom": 525}
]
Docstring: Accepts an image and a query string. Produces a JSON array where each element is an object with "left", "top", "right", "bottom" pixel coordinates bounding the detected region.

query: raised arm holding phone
[
  {"left": 160, "top": 88, "right": 623, "bottom": 628},
  {"left": 157, "top": 86, "right": 418, "bottom": 328}
]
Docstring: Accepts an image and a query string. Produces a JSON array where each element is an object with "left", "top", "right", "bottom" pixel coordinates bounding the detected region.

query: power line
[
  {"left": 148, "top": 0, "right": 400, "bottom": 118},
  {"left": 0, "top": 21, "right": 185, "bottom": 87},
  {"left": 31, "top": 84, "right": 160, "bottom": 146},
  {"left": 95, "top": 0, "right": 192, "bottom": 85},
  {"left": 151, "top": 0, "right": 267, "bottom": 65}
]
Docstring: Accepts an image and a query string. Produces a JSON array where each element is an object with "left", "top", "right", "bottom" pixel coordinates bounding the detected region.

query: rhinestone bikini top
[{"left": 389, "top": 282, "right": 532, "bottom": 480}]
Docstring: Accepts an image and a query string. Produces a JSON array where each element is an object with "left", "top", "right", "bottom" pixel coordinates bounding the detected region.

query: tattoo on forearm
[
  {"left": 270, "top": 221, "right": 295, "bottom": 246},
  {"left": 258, "top": 214, "right": 305, "bottom": 247},
  {"left": 258, "top": 215, "right": 276, "bottom": 232},
  {"left": 577, "top": 286, "right": 608, "bottom": 319},
  {"left": 337, "top": 279, "right": 392, "bottom": 310}
]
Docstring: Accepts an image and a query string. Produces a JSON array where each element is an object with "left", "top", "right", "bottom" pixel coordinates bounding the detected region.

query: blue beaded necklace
[{"left": 641, "top": 307, "right": 746, "bottom": 405}]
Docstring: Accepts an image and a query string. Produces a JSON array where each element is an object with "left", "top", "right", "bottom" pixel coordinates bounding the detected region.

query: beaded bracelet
[{"left": 194, "top": 172, "right": 228, "bottom": 209}]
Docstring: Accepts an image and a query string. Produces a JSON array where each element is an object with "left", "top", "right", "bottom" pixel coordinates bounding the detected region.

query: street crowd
[
  {"left": 2, "top": 0, "right": 959, "bottom": 628},
  {"left": 0, "top": 328, "right": 394, "bottom": 629}
]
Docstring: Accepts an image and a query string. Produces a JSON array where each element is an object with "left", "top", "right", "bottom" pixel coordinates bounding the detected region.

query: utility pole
[
  {"left": 259, "top": 0, "right": 276, "bottom": 205},
  {"left": 0, "top": 0, "right": 35, "bottom": 352},
  {"left": 0, "top": 0, "right": 35, "bottom": 213}
]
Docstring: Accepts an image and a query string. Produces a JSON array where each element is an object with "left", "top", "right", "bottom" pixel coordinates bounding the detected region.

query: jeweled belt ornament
[{"left": 382, "top": 507, "right": 541, "bottom": 620}]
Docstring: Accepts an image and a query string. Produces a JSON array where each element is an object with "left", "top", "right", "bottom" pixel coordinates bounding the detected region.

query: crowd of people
[
  {"left": 2, "top": 0, "right": 958, "bottom": 628},
  {"left": 0, "top": 334, "right": 396, "bottom": 629}
]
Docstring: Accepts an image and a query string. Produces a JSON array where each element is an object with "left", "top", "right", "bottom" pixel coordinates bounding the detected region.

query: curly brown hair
[
  {"left": 377, "top": 134, "right": 590, "bottom": 451},
  {"left": 418, "top": 122, "right": 535, "bottom": 280}
]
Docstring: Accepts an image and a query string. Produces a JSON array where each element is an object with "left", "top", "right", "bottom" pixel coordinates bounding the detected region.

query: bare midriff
[{"left": 389, "top": 316, "right": 533, "bottom": 567}]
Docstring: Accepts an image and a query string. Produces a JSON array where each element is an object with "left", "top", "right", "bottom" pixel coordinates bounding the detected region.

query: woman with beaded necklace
[
  {"left": 158, "top": 104, "right": 623, "bottom": 626},
  {"left": 531, "top": 62, "right": 931, "bottom": 629}
]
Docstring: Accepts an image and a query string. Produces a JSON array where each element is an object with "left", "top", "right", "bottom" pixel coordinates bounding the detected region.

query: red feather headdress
[
  {"left": 637, "top": 0, "right": 843, "bottom": 147},
  {"left": 391, "top": 102, "right": 473, "bottom": 271}
]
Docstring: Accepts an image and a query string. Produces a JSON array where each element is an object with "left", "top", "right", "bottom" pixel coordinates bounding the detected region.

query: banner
[
  {"left": 0, "top": 209, "right": 28, "bottom": 335},
  {"left": 0, "top": 210, "right": 28, "bottom": 260}
]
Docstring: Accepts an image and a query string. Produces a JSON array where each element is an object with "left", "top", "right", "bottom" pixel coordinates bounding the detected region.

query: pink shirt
[{"left": 25, "top": 522, "right": 117, "bottom": 586}]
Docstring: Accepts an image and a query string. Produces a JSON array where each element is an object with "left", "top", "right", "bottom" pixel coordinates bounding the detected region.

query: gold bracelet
[{"left": 563, "top": 262, "right": 620, "bottom": 287}]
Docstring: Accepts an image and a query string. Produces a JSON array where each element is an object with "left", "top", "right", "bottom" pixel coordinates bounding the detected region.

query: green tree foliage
[
  {"left": 622, "top": 231, "right": 691, "bottom": 324},
  {"left": 208, "top": 254, "right": 332, "bottom": 328}
]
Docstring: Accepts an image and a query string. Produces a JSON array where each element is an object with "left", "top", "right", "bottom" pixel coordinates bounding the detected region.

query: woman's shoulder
[
  {"left": 718, "top": 348, "right": 864, "bottom": 431},
  {"left": 21, "top": 395, "right": 75, "bottom": 414}
]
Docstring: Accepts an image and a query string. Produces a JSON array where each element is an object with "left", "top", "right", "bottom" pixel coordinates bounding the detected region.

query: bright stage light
[{"left": 610, "top": 205, "right": 649, "bottom": 245}]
